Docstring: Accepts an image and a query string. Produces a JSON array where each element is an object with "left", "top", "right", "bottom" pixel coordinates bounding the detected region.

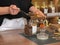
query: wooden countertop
[
  {"left": 0, "top": 29, "right": 37, "bottom": 45},
  {"left": 0, "top": 28, "right": 60, "bottom": 45}
]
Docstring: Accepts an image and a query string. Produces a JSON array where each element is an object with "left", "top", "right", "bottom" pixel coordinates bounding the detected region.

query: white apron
[{"left": 0, "top": 18, "right": 27, "bottom": 31}]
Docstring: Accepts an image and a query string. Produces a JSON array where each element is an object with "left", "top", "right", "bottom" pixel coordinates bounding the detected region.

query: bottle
[
  {"left": 37, "top": 19, "right": 49, "bottom": 40},
  {"left": 29, "top": 18, "right": 37, "bottom": 34},
  {"left": 24, "top": 17, "right": 37, "bottom": 36},
  {"left": 48, "top": 1, "right": 55, "bottom": 13},
  {"left": 40, "top": 1, "right": 48, "bottom": 14},
  {"left": 31, "top": 22, "right": 37, "bottom": 35}
]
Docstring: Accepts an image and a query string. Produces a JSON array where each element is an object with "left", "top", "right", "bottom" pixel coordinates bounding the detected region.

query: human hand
[
  {"left": 9, "top": 5, "right": 20, "bottom": 15},
  {"left": 29, "top": 6, "right": 46, "bottom": 19},
  {"left": 34, "top": 9, "right": 46, "bottom": 19}
]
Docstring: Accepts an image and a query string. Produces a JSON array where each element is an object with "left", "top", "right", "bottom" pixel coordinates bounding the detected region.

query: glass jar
[{"left": 37, "top": 19, "right": 49, "bottom": 40}]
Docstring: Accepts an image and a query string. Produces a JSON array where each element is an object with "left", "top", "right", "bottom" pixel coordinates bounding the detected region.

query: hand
[
  {"left": 34, "top": 9, "right": 46, "bottom": 19},
  {"left": 29, "top": 6, "right": 46, "bottom": 19},
  {"left": 9, "top": 5, "right": 20, "bottom": 15}
]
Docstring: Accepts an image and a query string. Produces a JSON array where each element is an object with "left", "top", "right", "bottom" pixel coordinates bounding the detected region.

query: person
[
  {"left": 0, "top": 5, "right": 20, "bottom": 15},
  {"left": 0, "top": 0, "right": 46, "bottom": 26}
]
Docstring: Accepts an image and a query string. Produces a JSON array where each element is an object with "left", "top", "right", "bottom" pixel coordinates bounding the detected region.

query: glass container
[{"left": 37, "top": 19, "right": 49, "bottom": 40}]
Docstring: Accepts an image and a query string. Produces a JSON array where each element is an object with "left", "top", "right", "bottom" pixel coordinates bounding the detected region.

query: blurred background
[{"left": 32, "top": 0, "right": 60, "bottom": 24}]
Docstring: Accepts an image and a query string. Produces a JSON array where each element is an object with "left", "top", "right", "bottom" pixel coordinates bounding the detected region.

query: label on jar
[{"left": 32, "top": 25, "right": 37, "bottom": 34}]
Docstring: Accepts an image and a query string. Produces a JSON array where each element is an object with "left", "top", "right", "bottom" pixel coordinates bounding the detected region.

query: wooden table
[
  {"left": 0, "top": 29, "right": 37, "bottom": 45},
  {"left": 0, "top": 29, "right": 60, "bottom": 45}
]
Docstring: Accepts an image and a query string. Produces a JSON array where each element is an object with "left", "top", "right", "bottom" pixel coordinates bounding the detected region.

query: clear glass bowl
[{"left": 37, "top": 33, "right": 49, "bottom": 40}]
